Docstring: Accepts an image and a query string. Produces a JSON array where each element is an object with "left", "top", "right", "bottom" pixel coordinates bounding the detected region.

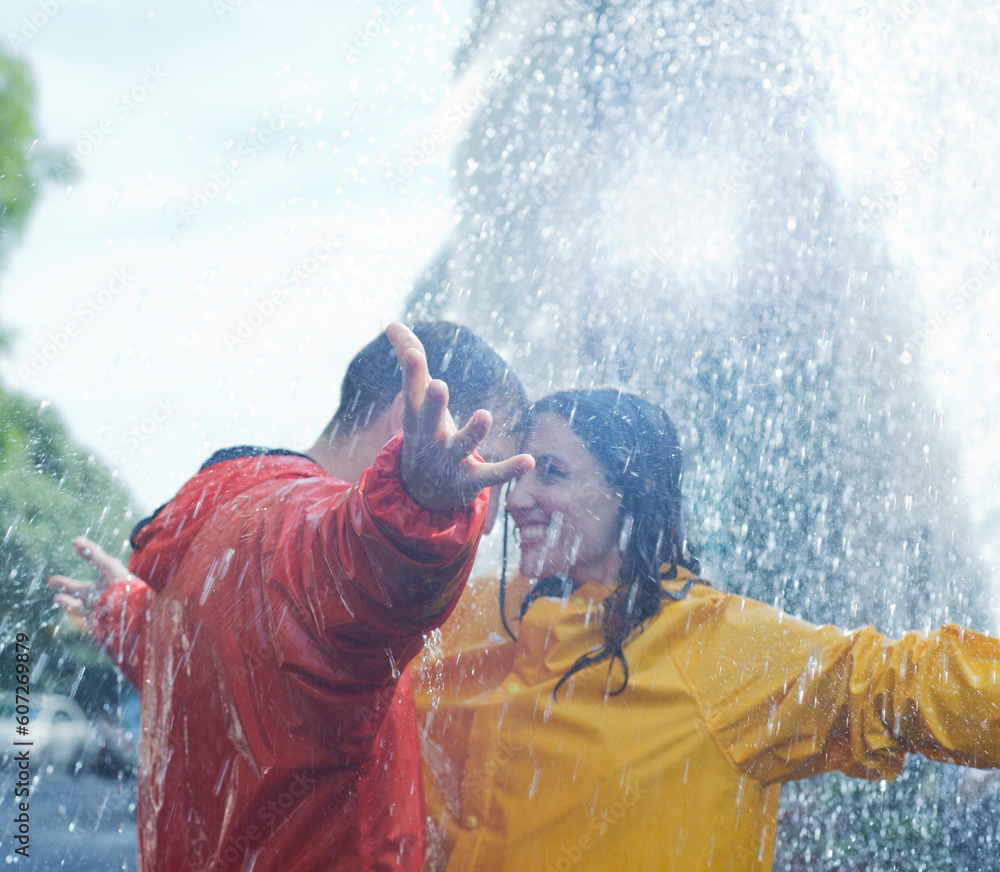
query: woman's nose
[{"left": 505, "top": 474, "right": 534, "bottom": 512}]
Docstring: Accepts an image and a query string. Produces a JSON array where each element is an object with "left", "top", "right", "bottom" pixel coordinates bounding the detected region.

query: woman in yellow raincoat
[{"left": 412, "top": 389, "right": 1000, "bottom": 872}]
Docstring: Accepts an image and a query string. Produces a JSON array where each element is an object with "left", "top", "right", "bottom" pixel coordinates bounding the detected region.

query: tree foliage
[
  {"left": 0, "top": 387, "right": 136, "bottom": 697},
  {"left": 0, "top": 47, "right": 136, "bottom": 709},
  {"left": 0, "top": 51, "right": 41, "bottom": 263}
]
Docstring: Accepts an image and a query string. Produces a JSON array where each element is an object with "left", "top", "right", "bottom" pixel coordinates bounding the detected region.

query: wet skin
[{"left": 506, "top": 412, "right": 624, "bottom": 587}]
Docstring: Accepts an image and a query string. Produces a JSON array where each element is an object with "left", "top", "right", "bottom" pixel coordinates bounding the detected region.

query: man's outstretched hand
[
  {"left": 385, "top": 322, "right": 534, "bottom": 511},
  {"left": 48, "top": 536, "right": 132, "bottom": 631}
]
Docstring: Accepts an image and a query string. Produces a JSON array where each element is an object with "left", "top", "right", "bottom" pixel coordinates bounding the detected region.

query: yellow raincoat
[{"left": 411, "top": 567, "right": 1000, "bottom": 872}]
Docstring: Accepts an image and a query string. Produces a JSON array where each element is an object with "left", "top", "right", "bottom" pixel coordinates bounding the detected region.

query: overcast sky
[{"left": 0, "top": 0, "right": 478, "bottom": 514}]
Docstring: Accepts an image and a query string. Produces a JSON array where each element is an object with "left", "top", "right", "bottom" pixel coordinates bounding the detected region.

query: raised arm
[
  {"left": 386, "top": 321, "right": 532, "bottom": 511},
  {"left": 265, "top": 324, "right": 533, "bottom": 686},
  {"left": 48, "top": 536, "right": 152, "bottom": 690}
]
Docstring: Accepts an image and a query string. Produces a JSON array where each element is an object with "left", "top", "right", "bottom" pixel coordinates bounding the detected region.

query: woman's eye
[{"left": 540, "top": 462, "right": 565, "bottom": 480}]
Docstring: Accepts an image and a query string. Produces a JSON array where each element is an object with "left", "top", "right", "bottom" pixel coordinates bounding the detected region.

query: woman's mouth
[{"left": 517, "top": 524, "right": 548, "bottom": 547}]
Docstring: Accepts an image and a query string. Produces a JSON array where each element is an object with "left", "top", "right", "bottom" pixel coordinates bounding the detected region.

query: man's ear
[{"left": 388, "top": 391, "right": 405, "bottom": 437}]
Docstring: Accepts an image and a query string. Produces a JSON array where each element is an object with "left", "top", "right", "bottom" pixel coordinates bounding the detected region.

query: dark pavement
[{"left": 0, "top": 766, "right": 137, "bottom": 869}]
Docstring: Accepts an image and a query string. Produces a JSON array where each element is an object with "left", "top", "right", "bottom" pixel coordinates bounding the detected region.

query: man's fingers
[
  {"left": 449, "top": 409, "right": 492, "bottom": 459},
  {"left": 52, "top": 594, "right": 90, "bottom": 633},
  {"left": 72, "top": 535, "right": 100, "bottom": 564},
  {"left": 401, "top": 348, "right": 430, "bottom": 428},
  {"left": 387, "top": 323, "right": 431, "bottom": 426},
  {"left": 388, "top": 321, "right": 522, "bottom": 512},
  {"left": 72, "top": 535, "right": 129, "bottom": 587},
  {"left": 385, "top": 322, "right": 424, "bottom": 363},
  {"left": 418, "top": 379, "right": 451, "bottom": 437},
  {"left": 53, "top": 593, "right": 86, "bottom": 618},
  {"left": 73, "top": 535, "right": 113, "bottom": 572},
  {"left": 467, "top": 453, "right": 535, "bottom": 493},
  {"left": 48, "top": 575, "right": 96, "bottom": 597}
]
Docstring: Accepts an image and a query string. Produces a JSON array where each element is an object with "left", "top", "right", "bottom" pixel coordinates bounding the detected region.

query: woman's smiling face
[{"left": 506, "top": 412, "right": 624, "bottom": 586}]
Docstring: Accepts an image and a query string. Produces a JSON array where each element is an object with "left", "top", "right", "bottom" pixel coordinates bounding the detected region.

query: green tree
[
  {"left": 0, "top": 52, "right": 42, "bottom": 264},
  {"left": 0, "top": 48, "right": 136, "bottom": 710},
  {"left": 0, "top": 378, "right": 137, "bottom": 697}
]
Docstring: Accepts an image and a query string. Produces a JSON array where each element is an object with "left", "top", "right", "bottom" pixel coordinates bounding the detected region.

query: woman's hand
[
  {"left": 386, "top": 322, "right": 533, "bottom": 511},
  {"left": 48, "top": 536, "right": 132, "bottom": 631}
]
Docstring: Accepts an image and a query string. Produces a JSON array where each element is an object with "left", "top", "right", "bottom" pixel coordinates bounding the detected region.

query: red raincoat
[{"left": 92, "top": 436, "right": 485, "bottom": 871}]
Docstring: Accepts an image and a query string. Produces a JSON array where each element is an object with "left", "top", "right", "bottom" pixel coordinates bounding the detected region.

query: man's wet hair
[{"left": 322, "top": 321, "right": 527, "bottom": 439}]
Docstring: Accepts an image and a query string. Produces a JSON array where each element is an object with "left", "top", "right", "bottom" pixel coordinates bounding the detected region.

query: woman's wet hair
[{"left": 501, "top": 388, "right": 700, "bottom": 697}]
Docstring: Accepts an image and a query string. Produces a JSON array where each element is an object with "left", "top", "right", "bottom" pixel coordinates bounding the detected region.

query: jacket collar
[{"left": 127, "top": 448, "right": 323, "bottom": 592}]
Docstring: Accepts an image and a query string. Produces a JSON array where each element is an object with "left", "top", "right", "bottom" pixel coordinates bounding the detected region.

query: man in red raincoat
[{"left": 49, "top": 321, "right": 532, "bottom": 872}]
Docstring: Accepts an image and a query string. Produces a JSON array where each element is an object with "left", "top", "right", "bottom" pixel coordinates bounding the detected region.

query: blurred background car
[
  {"left": 0, "top": 693, "right": 90, "bottom": 771},
  {"left": 83, "top": 692, "right": 141, "bottom": 779}
]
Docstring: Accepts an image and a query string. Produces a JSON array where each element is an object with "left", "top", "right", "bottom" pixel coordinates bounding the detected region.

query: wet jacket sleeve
[
  {"left": 676, "top": 593, "right": 1000, "bottom": 785},
  {"left": 92, "top": 576, "right": 154, "bottom": 691},
  {"left": 271, "top": 435, "right": 487, "bottom": 686}
]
